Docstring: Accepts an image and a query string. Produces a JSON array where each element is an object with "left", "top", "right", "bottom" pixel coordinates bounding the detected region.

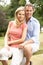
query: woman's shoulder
[
  {"left": 9, "top": 20, "right": 16, "bottom": 25},
  {"left": 8, "top": 20, "right": 16, "bottom": 27},
  {"left": 23, "top": 22, "right": 27, "bottom": 26},
  {"left": 21, "top": 22, "right": 27, "bottom": 29}
]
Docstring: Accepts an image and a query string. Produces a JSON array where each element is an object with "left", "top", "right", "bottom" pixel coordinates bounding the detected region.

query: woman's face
[{"left": 17, "top": 10, "right": 25, "bottom": 22}]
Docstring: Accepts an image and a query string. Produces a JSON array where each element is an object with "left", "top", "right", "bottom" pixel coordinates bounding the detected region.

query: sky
[{"left": 0, "top": 0, "right": 11, "bottom": 6}]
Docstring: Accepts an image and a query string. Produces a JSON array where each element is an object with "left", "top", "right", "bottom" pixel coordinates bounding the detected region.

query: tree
[
  {"left": 6, "top": 0, "right": 26, "bottom": 18},
  {"left": 0, "top": 0, "right": 43, "bottom": 33},
  {"left": 7, "top": 0, "right": 20, "bottom": 18},
  {"left": 19, "top": 0, "right": 26, "bottom": 5},
  {"left": 0, "top": 0, "right": 6, "bottom": 6},
  {"left": 30, "top": 0, "right": 43, "bottom": 26},
  {"left": 0, "top": 5, "right": 8, "bottom": 36}
]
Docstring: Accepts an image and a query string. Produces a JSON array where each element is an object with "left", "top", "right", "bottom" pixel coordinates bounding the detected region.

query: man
[{"left": 19, "top": 3, "right": 40, "bottom": 65}]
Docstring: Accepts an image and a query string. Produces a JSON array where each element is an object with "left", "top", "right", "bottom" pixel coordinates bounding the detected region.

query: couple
[{"left": 0, "top": 3, "right": 40, "bottom": 65}]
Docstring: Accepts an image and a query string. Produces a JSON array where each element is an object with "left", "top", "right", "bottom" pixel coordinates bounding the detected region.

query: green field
[{"left": 0, "top": 32, "right": 43, "bottom": 65}]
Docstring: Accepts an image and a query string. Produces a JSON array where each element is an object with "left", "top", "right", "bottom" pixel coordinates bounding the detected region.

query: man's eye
[{"left": 26, "top": 10, "right": 28, "bottom": 12}]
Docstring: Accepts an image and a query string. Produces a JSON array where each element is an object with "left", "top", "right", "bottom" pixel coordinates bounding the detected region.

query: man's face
[{"left": 25, "top": 6, "right": 34, "bottom": 20}]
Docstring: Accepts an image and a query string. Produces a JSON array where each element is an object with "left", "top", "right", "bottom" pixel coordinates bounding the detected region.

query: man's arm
[{"left": 20, "top": 21, "right": 40, "bottom": 46}]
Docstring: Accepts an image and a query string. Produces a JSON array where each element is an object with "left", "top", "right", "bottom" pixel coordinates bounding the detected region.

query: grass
[{"left": 0, "top": 37, "right": 4, "bottom": 48}]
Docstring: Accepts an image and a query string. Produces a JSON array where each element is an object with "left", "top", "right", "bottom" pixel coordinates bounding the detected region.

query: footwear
[{"left": 30, "top": 61, "right": 32, "bottom": 65}]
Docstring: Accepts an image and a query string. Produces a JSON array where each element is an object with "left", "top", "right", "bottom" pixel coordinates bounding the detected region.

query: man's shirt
[{"left": 26, "top": 17, "right": 40, "bottom": 45}]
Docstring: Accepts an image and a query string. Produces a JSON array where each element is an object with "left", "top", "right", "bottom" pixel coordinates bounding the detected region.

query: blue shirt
[{"left": 26, "top": 17, "right": 40, "bottom": 45}]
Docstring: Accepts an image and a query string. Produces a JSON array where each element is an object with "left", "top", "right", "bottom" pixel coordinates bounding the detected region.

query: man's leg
[
  {"left": 23, "top": 43, "right": 39, "bottom": 65},
  {"left": 23, "top": 44, "right": 32, "bottom": 65},
  {"left": 1, "top": 60, "right": 8, "bottom": 65}
]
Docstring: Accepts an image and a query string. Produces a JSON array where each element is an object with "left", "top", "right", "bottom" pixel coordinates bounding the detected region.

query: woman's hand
[{"left": 18, "top": 44, "right": 24, "bottom": 49}]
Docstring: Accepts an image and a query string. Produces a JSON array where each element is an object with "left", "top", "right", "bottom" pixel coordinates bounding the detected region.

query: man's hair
[{"left": 25, "top": 3, "right": 35, "bottom": 12}]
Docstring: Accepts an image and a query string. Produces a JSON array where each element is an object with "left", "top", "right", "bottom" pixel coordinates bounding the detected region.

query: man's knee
[{"left": 24, "top": 44, "right": 32, "bottom": 52}]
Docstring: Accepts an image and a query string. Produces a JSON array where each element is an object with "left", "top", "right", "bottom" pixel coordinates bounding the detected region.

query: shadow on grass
[{"left": 33, "top": 50, "right": 43, "bottom": 55}]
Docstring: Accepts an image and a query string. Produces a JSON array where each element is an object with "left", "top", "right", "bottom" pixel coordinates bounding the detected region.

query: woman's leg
[
  {"left": 0, "top": 47, "right": 11, "bottom": 65},
  {"left": 23, "top": 44, "right": 32, "bottom": 65},
  {"left": 11, "top": 48, "right": 23, "bottom": 65}
]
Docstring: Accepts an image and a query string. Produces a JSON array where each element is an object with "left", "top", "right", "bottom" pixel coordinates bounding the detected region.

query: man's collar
[{"left": 29, "top": 17, "right": 33, "bottom": 22}]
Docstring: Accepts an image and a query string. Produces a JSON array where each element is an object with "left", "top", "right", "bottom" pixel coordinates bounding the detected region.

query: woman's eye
[{"left": 19, "top": 14, "right": 21, "bottom": 15}]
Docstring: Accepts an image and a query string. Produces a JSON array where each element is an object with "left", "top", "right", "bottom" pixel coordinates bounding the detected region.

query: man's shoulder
[
  {"left": 31, "top": 17, "right": 40, "bottom": 24},
  {"left": 32, "top": 17, "right": 39, "bottom": 22}
]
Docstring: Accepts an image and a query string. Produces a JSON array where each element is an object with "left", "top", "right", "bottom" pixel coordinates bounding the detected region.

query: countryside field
[{"left": 0, "top": 32, "right": 43, "bottom": 65}]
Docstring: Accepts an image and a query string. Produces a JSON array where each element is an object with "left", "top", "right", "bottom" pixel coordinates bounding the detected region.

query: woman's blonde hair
[{"left": 14, "top": 6, "right": 25, "bottom": 25}]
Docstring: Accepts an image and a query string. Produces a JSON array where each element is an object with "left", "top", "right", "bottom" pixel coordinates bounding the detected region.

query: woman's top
[{"left": 8, "top": 21, "right": 27, "bottom": 48}]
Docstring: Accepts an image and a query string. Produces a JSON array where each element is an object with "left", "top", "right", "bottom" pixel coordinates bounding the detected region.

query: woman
[{"left": 0, "top": 6, "right": 27, "bottom": 65}]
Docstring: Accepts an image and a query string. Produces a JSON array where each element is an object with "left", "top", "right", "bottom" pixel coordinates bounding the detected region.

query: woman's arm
[
  {"left": 4, "top": 24, "right": 10, "bottom": 47},
  {"left": 8, "top": 26, "right": 27, "bottom": 45}
]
